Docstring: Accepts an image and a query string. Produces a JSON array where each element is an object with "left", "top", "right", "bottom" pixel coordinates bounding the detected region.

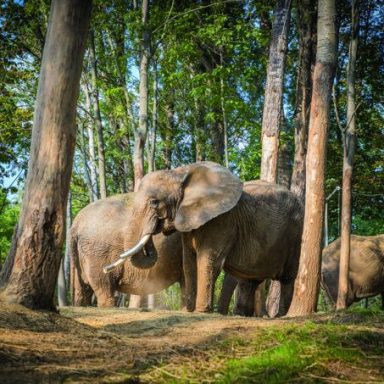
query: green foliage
[{"left": 0, "top": 191, "right": 19, "bottom": 264}]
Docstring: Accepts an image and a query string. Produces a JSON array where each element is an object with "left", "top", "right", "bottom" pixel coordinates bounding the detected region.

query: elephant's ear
[{"left": 175, "top": 161, "right": 243, "bottom": 232}]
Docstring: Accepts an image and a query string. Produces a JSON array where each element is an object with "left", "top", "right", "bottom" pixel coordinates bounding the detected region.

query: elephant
[
  {"left": 70, "top": 192, "right": 184, "bottom": 307},
  {"left": 321, "top": 234, "right": 384, "bottom": 308},
  {"left": 105, "top": 161, "right": 304, "bottom": 315}
]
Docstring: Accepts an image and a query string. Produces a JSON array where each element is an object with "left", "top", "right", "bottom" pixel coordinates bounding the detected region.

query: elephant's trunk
[{"left": 103, "top": 234, "right": 151, "bottom": 273}]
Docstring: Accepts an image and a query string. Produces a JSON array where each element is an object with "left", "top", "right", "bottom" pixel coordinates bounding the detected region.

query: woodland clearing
[{"left": 0, "top": 298, "right": 384, "bottom": 383}]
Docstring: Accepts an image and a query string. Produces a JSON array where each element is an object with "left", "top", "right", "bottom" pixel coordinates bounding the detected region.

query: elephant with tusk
[
  {"left": 321, "top": 234, "right": 384, "bottom": 308},
  {"left": 106, "top": 161, "right": 304, "bottom": 315},
  {"left": 70, "top": 193, "right": 184, "bottom": 307}
]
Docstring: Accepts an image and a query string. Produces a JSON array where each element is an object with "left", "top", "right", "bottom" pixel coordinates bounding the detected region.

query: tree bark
[
  {"left": 81, "top": 81, "right": 99, "bottom": 201},
  {"left": 4, "top": 0, "right": 92, "bottom": 310},
  {"left": 290, "top": 0, "right": 317, "bottom": 203},
  {"left": 163, "top": 98, "right": 175, "bottom": 169},
  {"left": 220, "top": 51, "right": 229, "bottom": 168},
  {"left": 134, "top": 0, "right": 150, "bottom": 191},
  {"left": 147, "top": 64, "right": 157, "bottom": 173},
  {"left": 57, "top": 191, "right": 72, "bottom": 307},
  {"left": 336, "top": 0, "right": 359, "bottom": 310},
  {"left": 287, "top": 0, "right": 337, "bottom": 317},
  {"left": 89, "top": 31, "right": 107, "bottom": 199},
  {"left": 260, "top": 0, "right": 291, "bottom": 183}
]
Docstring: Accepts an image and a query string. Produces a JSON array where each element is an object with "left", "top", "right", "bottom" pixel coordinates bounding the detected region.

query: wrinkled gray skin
[
  {"left": 121, "top": 161, "right": 303, "bottom": 314},
  {"left": 321, "top": 234, "right": 384, "bottom": 308},
  {"left": 70, "top": 193, "right": 183, "bottom": 307}
]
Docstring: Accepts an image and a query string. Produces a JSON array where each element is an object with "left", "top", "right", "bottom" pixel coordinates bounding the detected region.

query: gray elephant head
[{"left": 110, "top": 161, "right": 243, "bottom": 270}]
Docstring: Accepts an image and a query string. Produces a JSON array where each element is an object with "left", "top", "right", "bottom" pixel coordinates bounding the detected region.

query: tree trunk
[
  {"left": 4, "top": 0, "right": 92, "bottom": 310},
  {"left": 147, "top": 64, "right": 157, "bottom": 173},
  {"left": 336, "top": 0, "right": 359, "bottom": 310},
  {"left": 163, "top": 99, "right": 175, "bottom": 169},
  {"left": 57, "top": 192, "right": 72, "bottom": 307},
  {"left": 194, "top": 98, "right": 206, "bottom": 162},
  {"left": 134, "top": 0, "right": 150, "bottom": 191},
  {"left": 276, "top": 115, "right": 291, "bottom": 188},
  {"left": 290, "top": 0, "right": 317, "bottom": 203},
  {"left": 220, "top": 51, "right": 229, "bottom": 168},
  {"left": 287, "top": 0, "right": 337, "bottom": 317},
  {"left": 81, "top": 81, "right": 99, "bottom": 201},
  {"left": 260, "top": 0, "right": 291, "bottom": 183},
  {"left": 89, "top": 31, "right": 107, "bottom": 199},
  {"left": 78, "top": 121, "right": 96, "bottom": 203}
]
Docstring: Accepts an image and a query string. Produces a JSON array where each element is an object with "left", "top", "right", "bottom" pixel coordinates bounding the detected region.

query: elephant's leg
[
  {"left": 72, "top": 266, "right": 93, "bottom": 306},
  {"left": 234, "top": 279, "right": 261, "bottom": 317},
  {"left": 182, "top": 234, "right": 197, "bottom": 312},
  {"left": 87, "top": 271, "right": 117, "bottom": 307},
  {"left": 195, "top": 252, "right": 220, "bottom": 313},
  {"left": 278, "top": 280, "right": 295, "bottom": 316},
  {"left": 218, "top": 273, "right": 238, "bottom": 315},
  {"left": 254, "top": 281, "right": 267, "bottom": 317},
  {"left": 179, "top": 277, "right": 187, "bottom": 309}
]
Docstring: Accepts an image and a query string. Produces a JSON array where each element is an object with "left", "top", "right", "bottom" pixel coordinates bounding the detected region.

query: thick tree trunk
[
  {"left": 290, "top": 0, "right": 317, "bottom": 203},
  {"left": 336, "top": 0, "right": 359, "bottom": 310},
  {"left": 260, "top": 0, "right": 291, "bottom": 183},
  {"left": 89, "top": 31, "right": 107, "bottom": 199},
  {"left": 4, "top": 0, "right": 92, "bottom": 310},
  {"left": 287, "top": 0, "right": 337, "bottom": 317},
  {"left": 134, "top": 0, "right": 150, "bottom": 191}
]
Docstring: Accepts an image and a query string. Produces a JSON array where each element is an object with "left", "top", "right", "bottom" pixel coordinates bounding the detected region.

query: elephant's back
[{"left": 72, "top": 193, "right": 134, "bottom": 236}]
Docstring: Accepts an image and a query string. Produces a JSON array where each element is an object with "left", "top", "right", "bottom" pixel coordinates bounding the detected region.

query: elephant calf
[
  {"left": 321, "top": 234, "right": 384, "bottom": 308},
  {"left": 70, "top": 193, "right": 183, "bottom": 307}
]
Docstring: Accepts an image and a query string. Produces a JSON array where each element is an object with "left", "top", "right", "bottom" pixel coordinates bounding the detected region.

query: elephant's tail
[{"left": 69, "top": 230, "right": 93, "bottom": 306}]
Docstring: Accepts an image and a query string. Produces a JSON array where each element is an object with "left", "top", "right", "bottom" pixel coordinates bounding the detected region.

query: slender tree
[
  {"left": 260, "top": 0, "right": 291, "bottom": 183},
  {"left": 134, "top": 0, "right": 150, "bottom": 191},
  {"left": 290, "top": 0, "right": 317, "bottom": 203},
  {"left": 336, "top": 0, "right": 359, "bottom": 310},
  {"left": 287, "top": 0, "right": 337, "bottom": 316},
  {"left": 57, "top": 191, "right": 72, "bottom": 307},
  {"left": 259, "top": 0, "right": 291, "bottom": 317},
  {"left": 4, "top": 0, "right": 92, "bottom": 310},
  {"left": 89, "top": 30, "right": 107, "bottom": 199}
]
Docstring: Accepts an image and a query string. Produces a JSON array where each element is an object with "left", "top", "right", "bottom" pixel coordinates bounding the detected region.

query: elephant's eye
[{"left": 149, "top": 198, "right": 159, "bottom": 208}]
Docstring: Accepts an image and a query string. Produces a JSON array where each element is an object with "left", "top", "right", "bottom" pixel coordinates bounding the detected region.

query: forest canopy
[{"left": 0, "top": 0, "right": 383, "bottom": 267}]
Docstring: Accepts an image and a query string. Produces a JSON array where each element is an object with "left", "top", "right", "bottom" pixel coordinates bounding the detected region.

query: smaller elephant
[
  {"left": 70, "top": 193, "right": 184, "bottom": 307},
  {"left": 321, "top": 234, "right": 384, "bottom": 308}
]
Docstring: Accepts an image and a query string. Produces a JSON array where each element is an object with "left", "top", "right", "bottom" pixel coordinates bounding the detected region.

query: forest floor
[{"left": 0, "top": 298, "right": 384, "bottom": 383}]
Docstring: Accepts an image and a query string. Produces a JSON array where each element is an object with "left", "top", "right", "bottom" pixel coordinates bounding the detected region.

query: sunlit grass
[{"left": 142, "top": 309, "right": 384, "bottom": 384}]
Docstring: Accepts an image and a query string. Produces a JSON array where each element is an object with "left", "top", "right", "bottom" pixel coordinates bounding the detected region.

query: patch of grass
[{"left": 142, "top": 312, "right": 384, "bottom": 383}]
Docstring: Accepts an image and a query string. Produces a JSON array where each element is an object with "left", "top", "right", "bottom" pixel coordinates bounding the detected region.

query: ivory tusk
[
  {"left": 103, "top": 234, "right": 151, "bottom": 274},
  {"left": 119, "top": 234, "right": 151, "bottom": 258}
]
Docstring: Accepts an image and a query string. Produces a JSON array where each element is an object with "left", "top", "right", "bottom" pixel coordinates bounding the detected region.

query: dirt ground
[
  {"left": 0, "top": 298, "right": 383, "bottom": 383},
  {"left": 0, "top": 298, "right": 281, "bottom": 383}
]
